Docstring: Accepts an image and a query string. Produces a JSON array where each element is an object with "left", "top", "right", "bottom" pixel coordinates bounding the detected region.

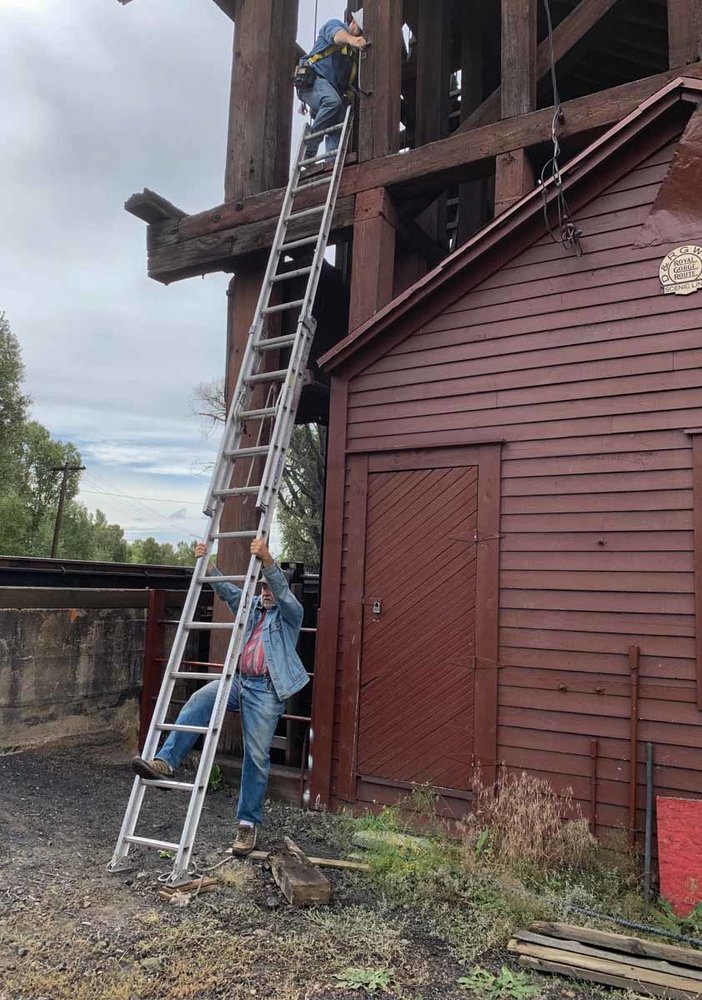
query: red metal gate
[{"left": 357, "top": 465, "right": 478, "bottom": 792}]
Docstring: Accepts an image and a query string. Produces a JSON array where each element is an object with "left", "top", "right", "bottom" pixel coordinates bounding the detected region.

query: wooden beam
[
  {"left": 357, "top": 0, "right": 404, "bottom": 161},
  {"left": 494, "top": 148, "right": 534, "bottom": 215},
  {"left": 136, "top": 64, "right": 702, "bottom": 282},
  {"left": 349, "top": 188, "right": 398, "bottom": 330},
  {"left": 125, "top": 189, "right": 187, "bottom": 225},
  {"left": 501, "top": 0, "right": 537, "bottom": 119},
  {"left": 212, "top": 0, "right": 237, "bottom": 18},
  {"left": 414, "top": 0, "right": 450, "bottom": 240},
  {"left": 668, "top": 0, "right": 702, "bottom": 68},
  {"left": 462, "top": 0, "right": 622, "bottom": 131},
  {"left": 225, "top": 0, "right": 298, "bottom": 200}
]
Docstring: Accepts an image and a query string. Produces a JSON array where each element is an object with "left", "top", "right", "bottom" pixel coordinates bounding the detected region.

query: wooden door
[{"left": 356, "top": 464, "right": 478, "bottom": 792}]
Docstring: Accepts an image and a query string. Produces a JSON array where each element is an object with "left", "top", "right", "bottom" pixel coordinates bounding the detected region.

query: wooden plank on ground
[
  {"left": 269, "top": 840, "right": 331, "bottom": 906},
  {"left": 529, "top": 921, "right": 702, "bottom": 970},
  {"left": 513, "top": 930, "right": 702, "bottom": 983},
  {"left": 519, "top": 954, "right": 699, "bottom": 999},
  {"left": 511, "top": 941, "right": 702, "bottom": 994},
  {"left": 243, "top": 849, "right": 369, "bottom": 871}
]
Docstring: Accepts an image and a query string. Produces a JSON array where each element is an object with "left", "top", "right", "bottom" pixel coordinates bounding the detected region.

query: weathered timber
[
  {"left": 518, "top": 954, "right": 700, "bottom": 1000},
  {"left": 158, "top": 876, "right": 218, "bottom": 899},
  {"left": 529, "top": 922, "right": 702, "bottom": 970},
  {"left": 513, "top": 931, "right": 702, "bottom": 983},
  {"left": 357, "top": 0, "right": 403, "bottom": 161},
  {"left": 668, "top": 0, "right": 702, "bottom": 68},
  {"left": 146, "top": 197, "right": 355, "bottom": 283},
  {"left": 244, "top": 849, "right": 370, "bottom": 871},
  {"left": 349, "top": 188, "right": 397, "bottom": 329},
  {"left": 212, "top": 0, "right": 237, "bottom": 18},
  {"left": 463, "top": 0, "right": 622, "bottom": 131},
  {"left": 270, "top": 839, "right": 331, "bottom": 906},
  {"left": 125, "top": 189, "right": 187, "bottom": 225},
  {"left": 225, "top": 0, "right": 298, "bottom": 201},
  {"left": 136, "top": 68, "right": 702, "bottom": 284},
  {"left": 501, "top": 0, "right": 537, "bottom": 119},
  {"left": 511, "top": 941, "right": 702, "bottom": 996}
]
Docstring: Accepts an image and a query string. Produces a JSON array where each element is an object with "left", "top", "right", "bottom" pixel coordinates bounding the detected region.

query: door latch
[{"left": 372, "top": 600, "right": 382, "bottom": 615}]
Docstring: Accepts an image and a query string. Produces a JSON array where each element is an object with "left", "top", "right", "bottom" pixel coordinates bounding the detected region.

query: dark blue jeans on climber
[
  {"left": 156, "top": 674, "right": 285, "bottom": 826},
  {"left": 301, "top": 75, "right": 345, "bottom": 159}
]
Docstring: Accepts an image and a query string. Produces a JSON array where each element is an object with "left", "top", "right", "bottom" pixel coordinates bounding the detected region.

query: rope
[{"left": 538, "top": 0, "right": 583, "bottom": 256}]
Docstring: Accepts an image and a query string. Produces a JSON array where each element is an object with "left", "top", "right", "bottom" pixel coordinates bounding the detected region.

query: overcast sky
[{"left": 1, "top": 0, "right": 339, "bottom": 548}]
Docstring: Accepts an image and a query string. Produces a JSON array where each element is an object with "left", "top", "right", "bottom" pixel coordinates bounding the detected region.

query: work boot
[
  {"left": 231, "top": 823, "right": 257, "bottom": 856},
  {"left": 131, "top": 756, "right": 174, "bottom": 780}
]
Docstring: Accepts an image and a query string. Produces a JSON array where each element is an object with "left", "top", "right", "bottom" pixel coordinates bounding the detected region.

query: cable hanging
[{"left": 539, "top": 0, "right": 583, "bottom": 256}]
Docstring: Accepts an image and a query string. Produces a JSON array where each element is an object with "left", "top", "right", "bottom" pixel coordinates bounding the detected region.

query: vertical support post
[
  {"left": 357, "top": 0, "right": 404, "bottom": 162},
  {"left": 414, "top": 0, "right": 450, "bottom": 240},
  {"left": 349, "top": 188, "right": 398, "bottom": 331},
  {"left": 225, "top": 0, "right": 299, "bottom": 201},
  {"left": 140, "top": 589, "right": 166, "bottom": 750},
  {"left": 457, "top": 0, "right": 491, "bottom": 244},
  {"left": 668, "top": 0, "right": 702, "bottom": 68},
  {"left": 495, "top": 0, "right": 536, "bottom": 216},
  {"left": 628, "top": 643, "right": 640, "bottom": 846}
]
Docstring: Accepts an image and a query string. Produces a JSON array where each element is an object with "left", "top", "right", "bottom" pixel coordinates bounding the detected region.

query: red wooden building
[{"left": 309, "top": 78, "right": 702, "bottom": 838}]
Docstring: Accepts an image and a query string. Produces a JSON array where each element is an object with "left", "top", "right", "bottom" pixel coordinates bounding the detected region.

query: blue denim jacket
[{"left": 209, "top": 564, "right": 309, "bottom": 701}]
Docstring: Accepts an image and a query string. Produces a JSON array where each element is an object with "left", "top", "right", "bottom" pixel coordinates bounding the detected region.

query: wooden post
[
  {"left": 140, "top": 589, "right": 166, "bottom": 749},
  {"left": 357, "top": 0, "right": 404, "bottom": 162},
  {"left": 668, "top": 0, "right": 702, "bottom": 68},
  {"left": 457, "top": 0, "right": 491, "bottom": 244},
  {"left": 414, "top": 0, "right": 450, "bottom": 241},
  {"left": 349, "top": 188, "right": 397, "bottom": 331},
  {"left": 225, "top": 0, "right": 299, "bottom": 201},
  {"left": 495, "top": 0, "right": 537, "bottom": 215}
]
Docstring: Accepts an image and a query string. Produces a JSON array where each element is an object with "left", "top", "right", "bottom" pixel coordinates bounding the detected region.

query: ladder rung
[
  {"left": 271, "top": 266, "right": 312, "bottom": 282},
  {"left": 171, "top": 671, "right": 221, "bottom": 681},
  {"left": 300, "top": 149, "right": 337, "bottom": 167},
  {"left": 155, "top": 723, "right": 209, "bottom": 734},
  {"left": 306, "top": 122, "right": 343, "bottom": 140},
  {"left": 288, "top": 206, "right": 325, "bottom": 222},
  {"left": 262, "top": 299, "right": 305, "bottom": 314},
  {"left": 280, "top": 235, "right": 318, "bottom": 252},
  {"left": 213, "top": 530, "right": 258, "bottom": 540},
  {"left": 224, "top": 445, "right": 269, "bottom": 458},
  {"left": 185, "top": 621, "right": 236, "bottom": 630},
  {"left": 293, "top": 176, "right": 331, "bottom": 192},
  {"left": 253, "top": 334, "right": 296, "bottom": 352},
  {"left": 142, "top": 779, "right": 196, "bottom": 791},
  {"left": 239, "top": 407, "right": 277, "bottom": 419},
  {"left": 245, "top": 370, "right": 288, "bottom": 384},
  {"left": 212, "top": 486, "right": 260, "bottom": 498},
  {"left": 198, "top": 574, "right": 247, "bottom": 583},
  {"left": 125, "top": 836, "right": 180, "bottom": 851}
]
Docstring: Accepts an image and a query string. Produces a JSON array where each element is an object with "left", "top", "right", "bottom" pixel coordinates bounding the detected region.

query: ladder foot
[{"left": 107, "top": 856, "right": 135, "bottom": 874}]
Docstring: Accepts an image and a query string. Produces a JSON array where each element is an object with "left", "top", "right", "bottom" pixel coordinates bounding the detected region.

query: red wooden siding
[{"left": 326, "top": 131, "right": 702, "bottom": 834}]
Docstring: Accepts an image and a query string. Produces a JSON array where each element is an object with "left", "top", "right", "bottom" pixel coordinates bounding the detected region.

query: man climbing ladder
[{"left": 295, "top": 8, "right": 367, "bottom": 160}]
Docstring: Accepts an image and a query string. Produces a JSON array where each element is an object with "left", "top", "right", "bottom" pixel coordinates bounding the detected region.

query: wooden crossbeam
[
  {"left": 134, "top": 63, "right": 702, "bottom": 282},
  {"left": 668, "top": 0, "right": 702, "bottom": 68},
  {"left": 461, "top": 0, "right": 622, "bottom": 132}
]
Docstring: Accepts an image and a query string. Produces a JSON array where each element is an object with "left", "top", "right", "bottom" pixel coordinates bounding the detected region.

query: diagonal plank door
[{"left": 357, "top": 465, "right": 478, "bottom": 791}]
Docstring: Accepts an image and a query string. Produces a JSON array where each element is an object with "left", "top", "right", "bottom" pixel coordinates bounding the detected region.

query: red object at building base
[{"left": 657, "top": 796, "right": 702, "bottom": 917}]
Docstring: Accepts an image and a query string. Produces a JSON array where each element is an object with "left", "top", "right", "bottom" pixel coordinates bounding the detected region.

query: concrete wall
[{"left": 0, "top": 603, "right": 146, "bottom": 750}]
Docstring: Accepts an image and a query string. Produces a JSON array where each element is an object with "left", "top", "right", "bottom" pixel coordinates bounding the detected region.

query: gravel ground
[{"left": 0, "top": 734, "right": 634, "bottom": 1000}]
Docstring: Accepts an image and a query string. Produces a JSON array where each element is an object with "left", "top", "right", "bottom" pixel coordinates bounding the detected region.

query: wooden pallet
[{"left": 508, "top": 922, "right": 702, "bottom": 999}]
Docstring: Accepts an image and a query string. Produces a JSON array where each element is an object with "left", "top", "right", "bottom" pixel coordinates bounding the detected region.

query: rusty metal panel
[{"left": 356, "top": 465, "right": 478, "bottom": 791}]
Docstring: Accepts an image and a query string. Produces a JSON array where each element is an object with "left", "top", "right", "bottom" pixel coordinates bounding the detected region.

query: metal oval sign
[{"left": 659, "top": 245, "right": 702, "bottom": 295}]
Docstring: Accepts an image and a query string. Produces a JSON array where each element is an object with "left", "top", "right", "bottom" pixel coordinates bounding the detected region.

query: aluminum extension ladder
[{"left": 108, "top": 106, "right": 353, "bottom": 886}]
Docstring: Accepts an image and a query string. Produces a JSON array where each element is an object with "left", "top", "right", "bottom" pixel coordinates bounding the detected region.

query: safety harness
[{"left": 294, "top": 42, "right": 359, "bottom": 104}]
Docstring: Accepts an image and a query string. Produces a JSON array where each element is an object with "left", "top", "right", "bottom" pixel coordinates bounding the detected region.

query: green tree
[
  {"left": 16, "top": 421, "right": 82, "bottom": 556},
  {"left": 0, "top": 312, "right": 30, "bottom": 487},
  {"left": 192, "top": 377, "right": 327, "bottom": 570},
  {"left": 278, "top": 424, "right": 326, "bottom": 569}
]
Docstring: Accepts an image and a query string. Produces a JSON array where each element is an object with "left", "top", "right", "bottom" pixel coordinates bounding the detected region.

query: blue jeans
[
  {"left": 300, "top": 75, "right": 345, "bottom": 158},
  {"left": 157, "top": 675, "right": 285, "bottom": 826}
]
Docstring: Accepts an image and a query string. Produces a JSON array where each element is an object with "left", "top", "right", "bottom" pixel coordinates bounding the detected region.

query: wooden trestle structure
[{"left": 124, "top": 0, "right": 702, "bottom": 799}]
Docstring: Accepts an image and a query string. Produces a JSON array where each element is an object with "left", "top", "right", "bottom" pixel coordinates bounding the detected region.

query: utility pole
[{"left": 50, "top": 463, "right": 85, "bottom": 558}]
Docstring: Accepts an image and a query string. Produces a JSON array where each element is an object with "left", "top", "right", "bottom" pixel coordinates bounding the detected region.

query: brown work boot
[
  {"left": 231, "top": 823, "right": 257, "bottom": 856},
  {"left": 132, "top": 756, "right": 174, "bottom": 780}
]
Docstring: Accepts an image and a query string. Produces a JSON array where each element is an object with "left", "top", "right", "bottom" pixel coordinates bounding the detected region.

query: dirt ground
[{"left": 0, "top": 734, "right": 637, "bottom": 1000}]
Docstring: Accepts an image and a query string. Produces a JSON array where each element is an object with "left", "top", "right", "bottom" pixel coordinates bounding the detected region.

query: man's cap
[{"left": 351, "top": 7, "right": 363, "bottom": 31}]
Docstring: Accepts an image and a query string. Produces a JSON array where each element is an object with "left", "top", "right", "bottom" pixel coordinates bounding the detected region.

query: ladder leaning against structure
[{"left": 108, "top": 107, "right": 353, "bottom": 887}]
